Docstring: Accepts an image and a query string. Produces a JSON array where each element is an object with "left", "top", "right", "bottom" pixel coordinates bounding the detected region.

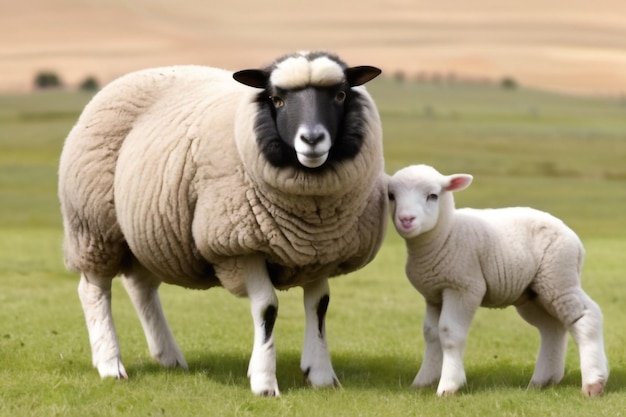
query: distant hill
[{"left": 2, "top": 0, "right": 626, "bottom": 95}]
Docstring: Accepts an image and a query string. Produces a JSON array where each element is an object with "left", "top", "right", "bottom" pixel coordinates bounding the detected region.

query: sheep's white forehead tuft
[{"left": 270, "top": 54, "right": 345, "bottom": 89}]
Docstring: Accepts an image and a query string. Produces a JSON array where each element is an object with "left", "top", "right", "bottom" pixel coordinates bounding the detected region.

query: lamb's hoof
[
  {"left": 583, "top": 381, "right": 605, "bottom": 397},
  {"left": 436, "top": 380, "right": 463, "bottom": 397},
  {"left": 154, "top": 349, "right": 188, "bottom": 371},
  {"left": 437, "top": 388, "right": 459, "bottom": 397},
  {"left": 97, "top": 358, "right": 128, "bottom": 380},
  {"left": 412, "top": 374, "right": 439, "bottom": 389}
]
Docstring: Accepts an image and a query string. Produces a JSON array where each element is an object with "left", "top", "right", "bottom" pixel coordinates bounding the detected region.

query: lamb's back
[{"left": 457, "top": 207, "right": 581, "bottom": 306}]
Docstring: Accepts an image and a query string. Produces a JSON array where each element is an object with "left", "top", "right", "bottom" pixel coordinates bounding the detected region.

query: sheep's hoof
[
  {"left": 302, "top": 366, "right": 341, "bottom": 388},
  {"left": 583, "top": 381, "right": 605, "bottom": 397},
  {"left": 250, "top": 373, "right": 280, "bottom": 397},
  {"left": 258, "top": 389, "right": 279, "bottom": 398}
]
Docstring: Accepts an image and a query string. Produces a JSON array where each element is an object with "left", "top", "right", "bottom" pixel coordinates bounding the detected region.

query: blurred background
[{"left": 3, "top": 0, "right": 626, "bottom": 96}]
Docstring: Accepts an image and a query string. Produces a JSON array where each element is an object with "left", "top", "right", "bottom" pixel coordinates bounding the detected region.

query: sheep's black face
[
  {"left": 266, "top": 84, "right": 348, "bottom": 168},
  {"left": 233, "top": 52, "right": 380, "bottom": 170}
]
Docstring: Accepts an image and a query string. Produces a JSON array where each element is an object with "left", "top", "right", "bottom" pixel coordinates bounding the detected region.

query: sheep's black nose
[{"left": 300, "top": 132, "right": 324, "bottom": 145}]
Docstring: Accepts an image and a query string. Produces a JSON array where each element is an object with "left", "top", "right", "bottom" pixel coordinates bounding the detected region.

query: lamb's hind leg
[
  {"left": 121, "top": 261, "right": 187, "bottom": 370},
  {"left": 301, "top": 278, "right": 340, "bottom": 388},
  {"left": 566, "top": 290, "right": 609, "bottom": 397},
  {"left": 412, "top": 302, "right": 443, "bottom": 388},
  {"left": 78, "top": 272, "right": 127, "bottom": 379},
  {"left": 515, "top": 300, "right": 568, "bottom": 388}
]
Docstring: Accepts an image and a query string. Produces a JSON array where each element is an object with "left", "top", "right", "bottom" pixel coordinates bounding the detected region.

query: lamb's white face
[
  {"left": 388, "top": 174, "right": 442, "bottom": 239},
  {"left": 388, "top": 165, "right": 473, "bottom": 240}
]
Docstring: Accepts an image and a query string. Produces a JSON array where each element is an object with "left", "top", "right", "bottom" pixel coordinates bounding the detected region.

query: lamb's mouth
[{"left": 297, "top": 152, "right": 329, "bottom": 168}]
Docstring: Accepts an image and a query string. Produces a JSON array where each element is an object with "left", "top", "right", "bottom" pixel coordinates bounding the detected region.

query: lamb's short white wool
[
  {"left": 388, "top": 164, "right": 609, "bottom": 397},
  {"left": 59, "top": 51, "right": 386, "bottom": 397}
]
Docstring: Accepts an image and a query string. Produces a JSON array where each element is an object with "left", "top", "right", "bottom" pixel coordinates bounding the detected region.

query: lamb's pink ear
[{"left": 444, "top": 174, "right": 473, "bottom": 192}]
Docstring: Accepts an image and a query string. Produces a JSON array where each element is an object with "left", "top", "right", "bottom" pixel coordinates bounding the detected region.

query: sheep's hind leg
[
  {"left": 121, "top": 261, "right": 188, "bottom": 370},
  {"left": 301, "top": 278, "right": 340, "bottom": 388},
  {"left": 515, "top": 300, "right": 568, "bottom": 388},
  {"left": 244, "top": 255, "right": 280, "bottom": 397},
  {"left": 565, "top": 290, "right": 609, "bottom": 397},
  {"left": 412, "top": 302, "right": 443, "bottom": 388},
  {"left": 78, "top": 272, "right": 127, "bottom": 379}
]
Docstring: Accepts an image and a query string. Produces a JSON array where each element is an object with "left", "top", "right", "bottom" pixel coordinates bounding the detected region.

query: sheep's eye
[
  {"left": 270, "top": 96, "right": 284, "bottom": 108},
  {"left": 427, "top": 193, "right": 438, "bottom": 202},
  {"left": 388, "top": 192, "right": 395, "bottom": 202},
  {"left": 335, "top": 91, "right": 346, "bottom": 103}
]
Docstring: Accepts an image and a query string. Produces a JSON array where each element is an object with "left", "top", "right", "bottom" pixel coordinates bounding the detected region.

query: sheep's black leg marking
[
  {"left": 316, "top": 295, "right": 330, "bottom": 337},
  {"left": 263, "top": 305, "right": 278, "bottom": 344}
]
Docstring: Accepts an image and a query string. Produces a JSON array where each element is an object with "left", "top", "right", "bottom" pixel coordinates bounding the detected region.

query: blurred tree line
[{"left": 34, "top": 71, "right": 100, "bottom": 91}]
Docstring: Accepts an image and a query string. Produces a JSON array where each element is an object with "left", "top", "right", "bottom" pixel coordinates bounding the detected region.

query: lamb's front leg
[
  {"left": 412, "top": 302, "right": 443, "bottom": 388},
  {"left": 301, "top": 278, "right": 340, "bottom": 388},
  {"left": 436, "top": 288, "right": 481, "bottom": 396},
  {"left": 243, "top": 256, "right": 280, "bottom": 397}
]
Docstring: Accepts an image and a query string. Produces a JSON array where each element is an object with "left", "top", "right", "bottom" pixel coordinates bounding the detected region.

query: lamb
[
  {"left": 58, "top": 51, "right": 388, "bottom": 397},
  {"left": 387, "top": 164, "right": 608, "bottom": 397}
]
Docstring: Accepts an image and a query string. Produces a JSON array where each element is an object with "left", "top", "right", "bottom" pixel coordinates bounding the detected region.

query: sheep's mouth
[{"left": 296, "top": 152, "right": 329, "bottom": 168}]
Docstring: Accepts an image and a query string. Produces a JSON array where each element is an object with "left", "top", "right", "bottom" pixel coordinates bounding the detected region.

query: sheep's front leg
[
  {"left": 436, "top": 289, "right": 481, "bottom": 396},
  {"left": 244, "top": 256, "right": 280, "bottom": 397},
  {"left": 301, "top": 278, "right": 340, "bottom": 388},
  {"left": 78, "top": 273, "right": 127, "bottom": 379},
  {"left": 412, "top": 302, "right": 443, "bottom": 388}
]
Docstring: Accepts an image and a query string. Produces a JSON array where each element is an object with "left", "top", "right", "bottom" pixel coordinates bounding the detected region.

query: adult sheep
[
  {"left": 58, "top": 51, "right": 388, "bottom": 397},
  {"left": 387, "top": 164, "right": 608, "bottom": 397}
]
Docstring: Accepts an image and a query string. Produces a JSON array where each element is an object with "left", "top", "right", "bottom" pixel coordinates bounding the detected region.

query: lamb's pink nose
[{"left": 398, "top": 216, "right": 415, "bottom": 229}]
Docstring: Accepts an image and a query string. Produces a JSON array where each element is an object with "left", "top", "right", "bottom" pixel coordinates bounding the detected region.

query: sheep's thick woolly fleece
[{"left": 59, "top": 65, "right": 387, "bottom": 296}]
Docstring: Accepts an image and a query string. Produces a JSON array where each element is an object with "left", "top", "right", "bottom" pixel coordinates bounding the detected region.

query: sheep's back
[
  {"left": 59, "top": 67, "right": 187, "bottom": 276},
  {"left": 114, "top": 66, "right": 248, "bottom": 288}
]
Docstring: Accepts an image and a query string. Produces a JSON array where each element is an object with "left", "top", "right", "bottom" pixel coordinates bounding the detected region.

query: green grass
[{"left": 1, "top": 80, "right": 625, "bottom": 416}]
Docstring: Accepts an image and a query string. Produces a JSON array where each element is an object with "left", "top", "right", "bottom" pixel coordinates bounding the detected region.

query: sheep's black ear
[
  {"left": 345, "top": 66, "right": 382, "bottom": 87},
  {"left": 233, "top": 69, "right": 269, "bottom": 88}
]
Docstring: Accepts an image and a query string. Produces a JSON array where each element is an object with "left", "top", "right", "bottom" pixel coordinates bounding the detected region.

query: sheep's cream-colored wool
[
  {"left": 58, "top": 55, "right": 386, "bottom": 396},
  {"left": 270, "top": 53, "right": 345, "bottom": 89},
  {"left": 60, "top": 65, "right": 386, "bottom": 294}
]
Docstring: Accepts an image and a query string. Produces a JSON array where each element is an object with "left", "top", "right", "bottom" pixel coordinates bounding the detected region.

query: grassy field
[{"left": 1, "top": 80, "right": 625, "bottom": 416}]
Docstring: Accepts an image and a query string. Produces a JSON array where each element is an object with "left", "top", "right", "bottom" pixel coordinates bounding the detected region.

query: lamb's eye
[
  {"left": 336, "top": 91, "right": 346, "bottom": 103},
  {"left": 388, "top": 192, "right": 395, "bottom": 202},
  {"left": 427, "top": 193, "right": 438, "bottom": 202},
  {"left": 270, "top": 96, "right": 284, "bottom": 108}
]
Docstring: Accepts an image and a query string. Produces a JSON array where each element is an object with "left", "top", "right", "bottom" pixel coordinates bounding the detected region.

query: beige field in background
[{"left": 2, "top": 0, "right": 626, "bottom": 95}]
